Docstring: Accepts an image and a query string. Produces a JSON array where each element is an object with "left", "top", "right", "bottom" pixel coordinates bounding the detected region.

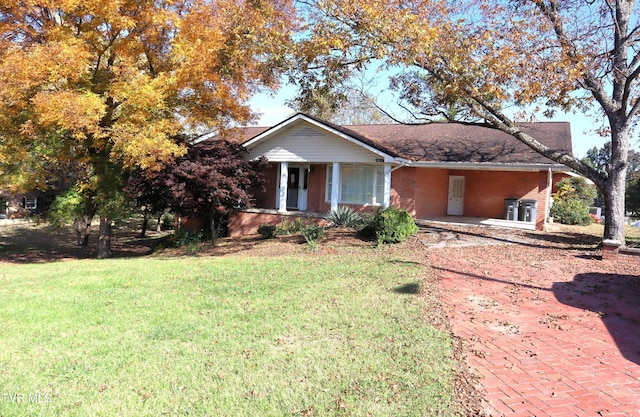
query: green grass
[
  {"left": 0, "top": 254, "right": 457, "bottom": 416},
  {"left": 624, "top": 224, "right": 640, "bottom": 247},
  {"left": 548, "top": 222, "right": 640, "bottom": 246}
]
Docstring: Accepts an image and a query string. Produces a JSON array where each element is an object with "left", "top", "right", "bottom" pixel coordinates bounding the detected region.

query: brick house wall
[
  {"left": 458, "top": 170, "right": 539, "bottom": 217},
  {"left": 404, "top": 167, "right": 553, "bottom": 229},
  {"left": 230, "top": 164, "right": 564, "bottom": 237},
  {"left": 306, "top": 164, "right": 331, "bottom": 213},
  {"left": 251, "top": 164, "right": 278, "bottom": 210},
  {"left": 227, "top": 210, "right": 328, "bottom": 237},
  {"left": 413, "top": 167, "right": 450, "bottom": 218},
  {"left": 390, "top": 167, "right": 417, "bottom": 215}
]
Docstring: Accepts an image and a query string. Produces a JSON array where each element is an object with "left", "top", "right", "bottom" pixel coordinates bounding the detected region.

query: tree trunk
[
  {"left": 98, "top": 216, "right": 112, "bottom": 259},
  {"left": 603, "top": 175, "right": 626, "bottom": 243},
  {"left": 603, "top": 122, "right": 629, "bottom": 243},
  {"left": 73, "top": 215, "right": 93, "bottom": 247},
  {"left": 156, "top": 212, "right": 163, "bottom": 232},
  {"left": 140, "top": 206, "right": 149, "bottom": 238}
]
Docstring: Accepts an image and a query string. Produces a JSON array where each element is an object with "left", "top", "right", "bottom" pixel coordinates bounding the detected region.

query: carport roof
[{"left": 343, "top": 121, "right": 572, "bottom": 165}]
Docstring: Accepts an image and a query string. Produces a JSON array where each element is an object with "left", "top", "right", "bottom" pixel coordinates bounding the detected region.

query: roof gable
[{"left": 242, "top": 114, "right": 400, "bottom": 163}]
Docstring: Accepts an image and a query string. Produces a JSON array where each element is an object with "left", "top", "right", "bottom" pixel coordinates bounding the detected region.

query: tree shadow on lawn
[
  {"left": 181, "top": 228, "right": 375, "bottom": 258},
  {"left": 0, "top": 224, "right": 170, "bottom": 263},
  {"left": 0, "top": 222, "right": 377, "bottom": 263},
  {"left": 553, "top": 273, "right": 640, "bottom": 366}
]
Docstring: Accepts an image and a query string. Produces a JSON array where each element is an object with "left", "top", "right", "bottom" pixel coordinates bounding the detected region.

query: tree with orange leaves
[
  {"left": 292, "top": 0, "right": 638, "bottom": 244},
  {"left": 0, "top": 0, "right": 296, "bottom": 257}
]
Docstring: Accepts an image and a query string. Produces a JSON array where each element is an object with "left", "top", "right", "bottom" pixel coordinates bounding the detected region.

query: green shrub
[
  {"left": 257, "top": 224, "right": 277, "bottom": 239},
  {"left": 626, "top": 174, "right": 640, "bottom": 218},
  {"left": 276, "top": 217, "right": 309, "bottom": 235},
  {"left": 325, "top": 206, "right": 364, "bottom": 229},
  {"left": 301, "top": 224, "right": 325, "bottom": 251},
  {"left": 550, "top": 177, "right": 597, "bottom": 226},
  {"left": 554, "top": 177, "right": 597, "bottom": 205},
  {"left": 160, "top": 210, "right": 175, "bottom": 230},
  {"left": 550, "top": 200, "right": 594, "bottom": 225},
  {"left": 370, "top": 207, "right": 418, "bottom": 245},
  {"left": 173, "top": 229, "right": 203, "bottom": 247},
  {"left": 301, "top": 224, "right": 325, "bottom": 243},
  {"left": 48, "top": 187, "right": 88, "bottom": 227}
]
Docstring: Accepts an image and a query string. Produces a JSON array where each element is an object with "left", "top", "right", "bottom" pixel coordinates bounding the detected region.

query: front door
[
  {"left": 287, "top": 167, "right": 300, "bottom": 209},
  {"left": 447, "top": 176, "right": 465, "bottom": 216}
]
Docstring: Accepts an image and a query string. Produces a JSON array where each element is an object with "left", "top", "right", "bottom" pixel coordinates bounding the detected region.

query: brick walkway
[{"left": 428, "top": 240, "right": 640, "bottom": 416}]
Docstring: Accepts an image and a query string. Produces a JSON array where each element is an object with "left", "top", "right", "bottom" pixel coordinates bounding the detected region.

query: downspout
[
  {"left": 545, "top": 168, "right": 553, "bottom": 230},
  {"left": 391, "top": 159, "right": 411, "bottom": 172},
  {"left": 385, "top": 159, "right": 411, "bottom": 209}
]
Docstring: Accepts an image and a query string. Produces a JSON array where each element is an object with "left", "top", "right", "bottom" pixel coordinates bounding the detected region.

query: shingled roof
[
  {"left": 238, "top": 114, "right": 572, "bottom": 166},
  {"left": 344, "top": 122, "right": 572, "bottom": 164}
]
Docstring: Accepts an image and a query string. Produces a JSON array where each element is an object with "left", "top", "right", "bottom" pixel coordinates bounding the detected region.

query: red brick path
[{"left": 429, "top": 241, "right": 640, "bottom": 416}]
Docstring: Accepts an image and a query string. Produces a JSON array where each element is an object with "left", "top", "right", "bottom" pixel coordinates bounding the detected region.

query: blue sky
[{"left": 249, "top": 85, "right": 634, "bottom": 160}]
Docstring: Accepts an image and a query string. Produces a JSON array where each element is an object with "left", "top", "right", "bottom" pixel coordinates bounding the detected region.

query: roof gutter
[
  {"left": 391, "top": 158, "right": 412, "bottom": 172},
  {"left": 407, "top": 161, "right": 571, "bottom": 172}
]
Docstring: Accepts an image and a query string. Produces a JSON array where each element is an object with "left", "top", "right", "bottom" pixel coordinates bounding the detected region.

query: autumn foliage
[
  {"left": 0, "top": 0, "right": 296, "bottom": 256},
  {"left": 125, "top": 139, "right": 269, "bottom": 237},
  {"left": 293, "top": 0, "right": 639, "bottom": 242}
]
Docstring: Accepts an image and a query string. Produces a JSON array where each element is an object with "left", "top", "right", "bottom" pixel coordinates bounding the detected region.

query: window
[
  {"left": 23, "top": 197, "right": 37, "bottom": 210},
  {"left": 326, "top": 164, "right": 385, "bottom": 205}
]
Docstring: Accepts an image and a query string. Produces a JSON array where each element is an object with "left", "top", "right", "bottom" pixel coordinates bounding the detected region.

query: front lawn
[
  {"left": 0, "top": 254, "right": 458, "bottom": 416},
  {"left": 547, "top": 222, "right": 640, "bottom": 247}
]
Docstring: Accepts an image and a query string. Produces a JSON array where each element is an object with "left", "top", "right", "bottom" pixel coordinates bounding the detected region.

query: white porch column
[
  {"left": 383, "top": 163, "right": 392, "bottom": 208},
  {"left": 278, "top": 162, "right": 288, "bottom": 212},
  {"left": 331, "top": 162, "right": 340, "bottom": 212}
]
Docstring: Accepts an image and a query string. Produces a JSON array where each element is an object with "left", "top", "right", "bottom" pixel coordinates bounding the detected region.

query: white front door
[{"left": 447, "top": 176, "right": 465, "bottom": 216}]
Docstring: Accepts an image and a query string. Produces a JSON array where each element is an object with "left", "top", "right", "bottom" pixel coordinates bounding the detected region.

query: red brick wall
[
  {"left": 227, "top": 211, "right": 328, "bottom": 237},
  {"left": 245, "top": 163, "right": 559, "bottom": 233},
  {"left": 602, "top": 241, "right": 640, "bottom": 265},
  {"left": 390, "top": 167, "right": 416, "bottom": 215},
  {"left": 414, "top": 168, "right": 450, "bottom": 218},
  {"left": 252, "top": 164, "right": 278, "bottom": 210},
  {"left": 411, "top": 168, "right": 552, "bottom": 230},
  {"left": 307, "top": 164, "right": 331, "bottom": 213},
  {"left": 457, "top": 169, "right": 540, "bottom": 218}
]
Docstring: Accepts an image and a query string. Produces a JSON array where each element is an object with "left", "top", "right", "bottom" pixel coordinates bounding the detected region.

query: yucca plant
[{"left": 325, "top": 206, "right": 364, "bottom": 229}]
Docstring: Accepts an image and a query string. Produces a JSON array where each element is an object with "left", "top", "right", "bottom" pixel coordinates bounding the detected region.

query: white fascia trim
[
  {"left": 409, "top": 161, "right": 571, "bottom": 172},
  {"left": 243, "top": 114, "right": 398, "bottom": 163},
  {"left": 565, "top": 171, "right": 595, "bottom": 184}
]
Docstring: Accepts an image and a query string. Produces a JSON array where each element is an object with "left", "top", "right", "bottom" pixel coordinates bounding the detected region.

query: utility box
[
  {"left": 520, "top": 199, "right": 538, "bottom": 223},
  {"left": 504, "top": 198, "right": 519, "bottom": 221}
]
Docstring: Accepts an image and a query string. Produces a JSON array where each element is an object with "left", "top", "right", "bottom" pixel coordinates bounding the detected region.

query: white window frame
[
  {"left": 24, "top": 197, "right": 37, "bottom": 210},
  {"left": 326, "top": 164, "right": 385, "bottom": 205}
]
